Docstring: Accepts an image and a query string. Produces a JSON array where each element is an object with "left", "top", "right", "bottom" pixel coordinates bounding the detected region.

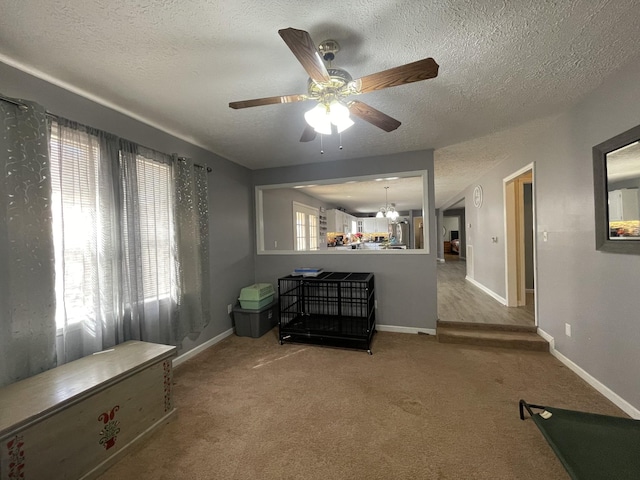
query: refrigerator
[{"left": 389, "top": 220, "right": 410, "bottom": 247}]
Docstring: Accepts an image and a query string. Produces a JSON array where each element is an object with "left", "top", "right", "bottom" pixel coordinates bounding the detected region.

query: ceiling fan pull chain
[
  {"left": 320, "top": 134, "right": 324, "bottom": 154},
  {"left": 339, "top": 132, "right": 343, "bottom": 150}
]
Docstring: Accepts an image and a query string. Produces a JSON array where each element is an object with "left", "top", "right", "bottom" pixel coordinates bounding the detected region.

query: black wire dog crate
[{"left": 278, "top": 272, "right": 376, "bottom": 354}]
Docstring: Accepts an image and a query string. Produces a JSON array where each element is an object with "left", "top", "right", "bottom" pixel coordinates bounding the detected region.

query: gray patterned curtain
[
  {"left": 173, "top": 155, "right": 211, "bottom": 343},
  {"left": 0, "top": 98, "right": 211, "bottom": 387},
  {"left": 0, "top": 97, "right": 57, "bottom": 387}
]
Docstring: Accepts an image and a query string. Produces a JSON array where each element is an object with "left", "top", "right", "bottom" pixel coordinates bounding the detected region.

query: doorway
[
  {"left": 504, "top": 165, "right": 536, "bottom": 321},
  {"left": 443, "top": 201, "right": 465, "bottom": 261}
]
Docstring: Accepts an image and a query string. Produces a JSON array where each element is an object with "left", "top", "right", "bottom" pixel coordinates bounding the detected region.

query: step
[
  {"left": 436, "top": 320, "right": 537, "bottom": 333},
  {"left": 436, "top": 327, "right": 548, "bottom": 352}
]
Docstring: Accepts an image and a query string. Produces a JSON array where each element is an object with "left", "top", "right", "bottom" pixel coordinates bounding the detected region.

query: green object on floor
[
  {"left": 520, "top": 400, "right": 640, "bottom": 480},
  {"left": 238, "top": 283, "right": 275, "bottom": 309}
]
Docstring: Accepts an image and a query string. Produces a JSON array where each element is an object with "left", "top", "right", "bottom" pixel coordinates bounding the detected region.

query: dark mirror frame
[{"left": 593, "top": 123, "right": 640, "bottom": 254}]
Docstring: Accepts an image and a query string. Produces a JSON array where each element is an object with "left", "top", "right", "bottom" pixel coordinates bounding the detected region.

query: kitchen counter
[{"left": 327, "top": 243, "right": 408, "bottom": 250}]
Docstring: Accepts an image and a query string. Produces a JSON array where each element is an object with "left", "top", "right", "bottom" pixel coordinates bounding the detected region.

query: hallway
[{"left": 437, "top": 255, "right": 535, "bottom": 327}]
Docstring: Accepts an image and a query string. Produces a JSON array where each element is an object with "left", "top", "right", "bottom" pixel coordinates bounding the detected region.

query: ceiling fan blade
[
  {"left": 229, "top": 94, "right": 307, "bottom": 109},
  {"left": 278, "top": 27, "right": 331, "bottom": 84},
  {"left": 348, "top": 101, "right": 401, "bottom": 132},
  {"left": 300, "top": 124, "right": 317, "bottom": 142},
  {"left": 350, "top": 58, "right": 439, "bottom": 94}
]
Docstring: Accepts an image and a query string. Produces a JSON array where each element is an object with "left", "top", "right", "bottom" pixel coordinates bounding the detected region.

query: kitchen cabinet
[
  {"left": 376, "top": 217, "right": 390, "bottom": 232},
  {"left": 361, "top": 217, "right": 376, "bottom": 233},
  {"left": 326, "top": 209, "right": 344, "bottom": 232},
  {"left": 358, "top": 217, "right": 389, "bottom": 233},
  {"left": 609, "top": 188, "right": 640, "bottom": 221},
  {"left": 327, "top": 209, "right": 357, "bottom": 234},
  {"left": 346, "top": 213, "right": 357, "bottom": 234}
]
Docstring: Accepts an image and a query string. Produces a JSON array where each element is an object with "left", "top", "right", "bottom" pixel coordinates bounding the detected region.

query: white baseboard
[
  {"left": 465, "top": 276, "right": 507, "bottom": 305},
  {"left": 173, "top": 328, "right": 234, "bottom": 368},
  {"left": 377, "top": 324, "right": 437, "bottom": 336},
  {"left": 538, "top": 328, "right": 640, "bottom": 420},
  {"left": 536, "top": 328, "right": 554, "bottom": 350}
]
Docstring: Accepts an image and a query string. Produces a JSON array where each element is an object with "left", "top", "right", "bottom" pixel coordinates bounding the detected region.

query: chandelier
[{"left": 376, "top": 186, "right": 399, "bottom": 220}]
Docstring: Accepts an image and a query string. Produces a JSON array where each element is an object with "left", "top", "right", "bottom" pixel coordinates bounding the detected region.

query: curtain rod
[
  {"left": 1, "top": 94, "right": 212, "bottom": 173},
  {"left": 0, "top": 94, "right": 29, "bottom": 110},
  {"left": 1, "top": 94, "right": 56, "bottom": 118},
  {"left": 177, "top": 157, "right": 213, "bottom": 173}
]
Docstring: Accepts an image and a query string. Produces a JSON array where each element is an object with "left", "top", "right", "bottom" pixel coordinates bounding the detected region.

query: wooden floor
[{"left": 437, "top": 254, "right": 535, "bottom": 326}]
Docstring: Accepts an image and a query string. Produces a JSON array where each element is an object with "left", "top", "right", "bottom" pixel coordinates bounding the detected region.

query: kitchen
[
  {"left": 257, "top": 173, "right": 426, "bottom": 253},
  {"left": 326, "top": 209, "right": 413, "bottom": 250}
]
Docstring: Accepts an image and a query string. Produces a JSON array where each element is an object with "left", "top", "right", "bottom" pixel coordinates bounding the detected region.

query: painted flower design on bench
[
  {"left": 98, "top": 405, "right": 121, "bottom": 450},
  {"left": 6, "top": 435, "right": 25, "bottom": 479}
]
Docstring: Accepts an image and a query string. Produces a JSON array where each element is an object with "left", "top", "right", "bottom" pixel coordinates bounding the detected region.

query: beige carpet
[{"left": 97, "top": 331, "right": 625, "bottom": 480}]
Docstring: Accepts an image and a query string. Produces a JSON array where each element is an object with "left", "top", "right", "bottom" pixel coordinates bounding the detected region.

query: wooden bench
[{"left": 0, "top": 341, "right": 176, "bottom": 480}]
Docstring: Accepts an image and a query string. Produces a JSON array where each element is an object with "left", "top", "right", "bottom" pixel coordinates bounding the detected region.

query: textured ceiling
[
  {"left": 1, "top": 0, "right": 639, "bottom": 207},
  {"left": 287, "top": 175, "right": 424, "bottom": 214}
]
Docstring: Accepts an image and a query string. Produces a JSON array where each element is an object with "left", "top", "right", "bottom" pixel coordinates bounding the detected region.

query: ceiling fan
[{"left": 229, "top": 27, "right": 439, "bottom": 142}]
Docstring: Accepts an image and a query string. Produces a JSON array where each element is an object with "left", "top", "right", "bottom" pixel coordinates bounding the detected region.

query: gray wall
[
  {"left": 262, "top": 188, "right": 332, "bottom": 251},
  {"left": 0, "top": 62, "right": 256, "bottom": 356},
  {"left": 253, "top": 150, "right": 438, "bottom": 330},
  {"left": 454, "top": 59, "right": 640, "bottom": 411}
]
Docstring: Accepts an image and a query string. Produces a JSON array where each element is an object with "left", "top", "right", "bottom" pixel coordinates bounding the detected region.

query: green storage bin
[{"left": 238, "top": 283, "right": 275, "bottom": 309}]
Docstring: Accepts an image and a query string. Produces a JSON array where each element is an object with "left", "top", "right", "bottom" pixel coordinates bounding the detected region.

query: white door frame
[{"left": 502, "top": 163, "right": 538, "bottom": 326}]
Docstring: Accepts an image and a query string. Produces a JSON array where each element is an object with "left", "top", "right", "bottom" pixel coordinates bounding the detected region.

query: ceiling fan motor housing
[
  {"left": 307, "top": 68, "right": 354, "bottom": 104},
  {"left": 318, "top": 39, "right": 340, "bottom": 61}
]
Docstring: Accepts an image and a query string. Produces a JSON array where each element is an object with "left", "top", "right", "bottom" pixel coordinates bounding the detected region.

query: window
[
  {"left": 121, "top": 155, "right": 174, "bottom": 300},
  {"left": 50, "top": 121, "right": 175, "bottom": 330},
  {"left": 293, "top": 202, "right": 319, "bottom": 251},
  {"left": 50, "top": 122, "right": 103, "bottom": 328}
]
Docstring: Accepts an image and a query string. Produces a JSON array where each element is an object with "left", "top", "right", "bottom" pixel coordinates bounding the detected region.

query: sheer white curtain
[
  {"left": 50, "top": 119, "right": 211, "bottom": 364},
  {"left": 0, "top": 97, "right": 57, "bottom": 387},
  {"left": 49, "top": 119, "right": 122, "bottom": 363},
  {"left": 119, "top": 143, "right": 180, "bottom": 346}
]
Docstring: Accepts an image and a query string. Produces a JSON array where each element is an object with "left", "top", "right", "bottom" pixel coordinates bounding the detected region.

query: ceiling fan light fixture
[
  {"left": 304, "top": 101, "right": 354, "bottom": 135},
  {"left": 328, "top": 101, "right": 353, "bottom": 133},
  {"left": 304, "top": 103, "right": 332, "bottom": 134},
  {"left": 328, "top": 101, "right": 349, "bottom": 120},
  {"left": 335, "top": 116, "right": 354, "bottom": 133}
]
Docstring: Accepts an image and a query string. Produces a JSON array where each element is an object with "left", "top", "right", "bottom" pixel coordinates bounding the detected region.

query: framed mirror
[
  {"left": 255, "top": 171, "right": 428, "bottom": 254},
  {"left": 593, "top": 124, "right": 640, "bottom": 254}
]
